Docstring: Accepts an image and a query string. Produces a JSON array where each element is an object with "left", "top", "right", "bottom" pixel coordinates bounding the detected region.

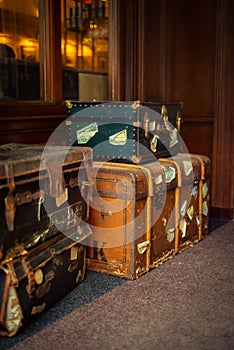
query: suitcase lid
[
  {"left": 92, "top": 161, "right": 166, "bottom": 200},
  {"left": 185, "top": 153, "right": 210, "bottom": 180},
  {"left": 164, "top": 153, "right": 210, "bottom": 183},
  {"left": 67, "top": 100, "right": 141, "bottom": 118},
  {"left": 0, "top": 143, "right": 92, "bottom": 181},
  {"left": 1, "top": 233, "right": 85, "bottom": 288}
]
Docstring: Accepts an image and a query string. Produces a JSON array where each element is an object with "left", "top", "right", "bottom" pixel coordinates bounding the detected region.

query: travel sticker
[
  {"left": 187, "top": 205, "right": 194, "bottom": 220},
  {"left": 77, "top": 122, "right": 98, "bottom": 144},
  {"left": 167, "top": 228, "right": 175, "bottom": 243},
  {"left": 196, "top": 215, "right": 200, "bottom": 227},
  {"left": 137, "top": 240, "right": 150, "bottom": 254},
  {"left": 109, "top": 129, "right": 127, "bottom": 146},
  {"left": 191, "top": 185, "right": 198, "bottom": 198},
  {"left": 202, "top": 182, "right": 208, "bottom": 198},
  {"left": 169, "top": 128, "right": 178, "bottom": 148},
  {"left": 179, "top": 219, "right": 187, "bottom": 238},
  {"left": 183, "top": 160, "right": 193, "bottom": 176},
  {"left": 162, "top": 165, "right": 176, "bottom": 183},
  {"left": 203, "top": 201, "right": 208, "bottom": 216},
  {"left": 180, "top": 200, "right": 188, "bottom": 217}
]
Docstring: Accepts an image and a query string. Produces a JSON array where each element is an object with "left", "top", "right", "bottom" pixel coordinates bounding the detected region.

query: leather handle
[{"left": 21, "top": 256, "right": 36, "bottom": 296}]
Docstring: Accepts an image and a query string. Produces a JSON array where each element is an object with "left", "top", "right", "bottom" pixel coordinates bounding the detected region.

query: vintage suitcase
[
  {"left": 0, "top": 143, "right": 93, "bottom": 261},
  {"left": 65, "top": 100, "right": 183, "bottom": 164},
  {"left": 86, "top": 160, "right": 181, "bottom": 279},
  {"left": 159, "top": 153, "right": 210, "bottom": 251},
  {"left": 0, "top": 233, "right": 86, "bottom": 337}
]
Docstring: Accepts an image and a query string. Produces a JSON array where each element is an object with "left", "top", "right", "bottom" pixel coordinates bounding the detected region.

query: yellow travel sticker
[
  {"left": 202, "top": 182, "right": 208, "bottom": 198},
  {"left": 187, "top": 205, "right": 194, "bottom": 220},
  {"left": 183, "top": 160, "right": 193, "bottom": 176},
  {"left": 179, "top": 219, "right": 187, "bottom": 238},
  {"left": 109, "top": 129, "right": 127, "bottom": 146},
  {"left": 77, "top": 122, "right": 98, "bottom": 144}
]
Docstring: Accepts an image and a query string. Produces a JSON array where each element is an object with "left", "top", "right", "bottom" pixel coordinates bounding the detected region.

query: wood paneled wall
[
  {"left": 115, "top": 0, "right": 233, "bottom": 219},
  {"left": 0, "top": 0, "right": 233, "bottom": 219}
]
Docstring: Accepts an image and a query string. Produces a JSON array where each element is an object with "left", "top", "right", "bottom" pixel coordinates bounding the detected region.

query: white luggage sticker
[
  {"left": 77, "top": 122, "right": 98, "bottom": 144},
  {"left": 109, "top": 129, "right": 127, "bottom": 146}
]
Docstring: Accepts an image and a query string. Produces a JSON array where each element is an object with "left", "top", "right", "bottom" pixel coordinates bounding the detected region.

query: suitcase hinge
[
  {"left": 176, "top": 111, "right": 182, "bottom": 133},
  {"left": 161, "top": 105, "right": 173, "bottom": 132},
  {"left": 132, "top": 100, "right": 141, "bottom": 109},
  {"left": 4, "top": 164, "right": 16, "bottom": 232},
  {"left": 15, "top": 190, "right": 44, "bottom": 206},
  {"left": 150, "top": 135, "right": 158, "bottom": 153}
]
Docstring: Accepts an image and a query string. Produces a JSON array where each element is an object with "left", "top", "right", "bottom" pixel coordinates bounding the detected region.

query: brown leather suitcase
[
  {"left": 87, "top": 153, "right": 210, "bottom": 279},
  {"left": 86, "top": 161, "right": 180, "bottom": 279},
  {"left": 159, "top": 153, "right": 210, "bottom": 251},
  {"left": 0, "top": 233, "right": 86, "bottom": 337},
  {"left": 0, "top": 143, "right": 93, "bottom": 261}
]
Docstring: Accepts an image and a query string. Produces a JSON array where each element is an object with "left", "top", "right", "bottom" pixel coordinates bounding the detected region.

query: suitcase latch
[
  {"left": 45, "top": 160, "right": 67, "bottom": 203},
  {"left": 5, "top": 194, "right": 16, "bottom": 232}
]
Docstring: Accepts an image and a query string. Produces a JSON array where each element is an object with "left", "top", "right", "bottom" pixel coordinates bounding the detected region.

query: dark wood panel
[
  {"left": 0, "top": 114, "right": 66, "bottom": 145},
  {"left": 165, "top": 0, "right": 216, "bottom": 114},
  {"left": 182, "top": 117, "right": 214, "bottom": 159},
  {"left": 0, "top": 129, "right": 56, "bottom": 145},
  {"left": 212, "top": 0, "right": 234, "bottom": 212},
  {"left": 143, "top": 0, "right": 162, "bottom": 101}
]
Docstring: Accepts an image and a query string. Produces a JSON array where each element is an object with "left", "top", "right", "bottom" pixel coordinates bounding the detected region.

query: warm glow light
[
  {"left": 19, "top": 38, "right": 37, "bottom": 47},
  {"left": 0, "top": 34, "right": 10, "bottom": 44},
  {"left": 78, "top": 45, "right": 92, "bottom": 57},
  {"left": 66, "top": 43, "right": 76, "bottom": 56}
]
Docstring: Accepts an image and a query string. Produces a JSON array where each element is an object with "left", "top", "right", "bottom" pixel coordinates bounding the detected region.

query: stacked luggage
[
  {"left": 66, "top": 101, "right": 210, "bottom": 279},
  {"left": 0, "top": 143, "right": 93, "bottom": 336},
  {"left": 0, "top": 100, "right": 210, "bottom": 336}
]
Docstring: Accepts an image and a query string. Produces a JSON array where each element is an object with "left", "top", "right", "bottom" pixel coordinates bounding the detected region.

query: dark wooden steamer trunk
[
  {"left": 0, "top": 144, "right": 93, "bottom": 260},
  {"left": 0, "top": 233, "right": 86, "bottom": 337},
  {"left": 86, "top": 161, "right": 182, "bottom": 279},
  {"left": 65, "top": 100, "right": 182, "bottom": 164}
]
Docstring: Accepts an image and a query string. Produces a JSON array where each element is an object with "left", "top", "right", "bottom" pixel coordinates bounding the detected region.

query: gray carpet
[{"left": 1, "top": 219, "right": 233, "bottom": 350}]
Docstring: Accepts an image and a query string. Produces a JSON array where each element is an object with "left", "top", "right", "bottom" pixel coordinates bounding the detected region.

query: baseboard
[{"left": 210, "top": 207, "right": 233, "bottom": 220}]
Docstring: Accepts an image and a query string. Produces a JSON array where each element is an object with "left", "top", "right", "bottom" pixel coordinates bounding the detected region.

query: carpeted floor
[{"left": 1, "top": 218, "right": 233, "bottom": 350}]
